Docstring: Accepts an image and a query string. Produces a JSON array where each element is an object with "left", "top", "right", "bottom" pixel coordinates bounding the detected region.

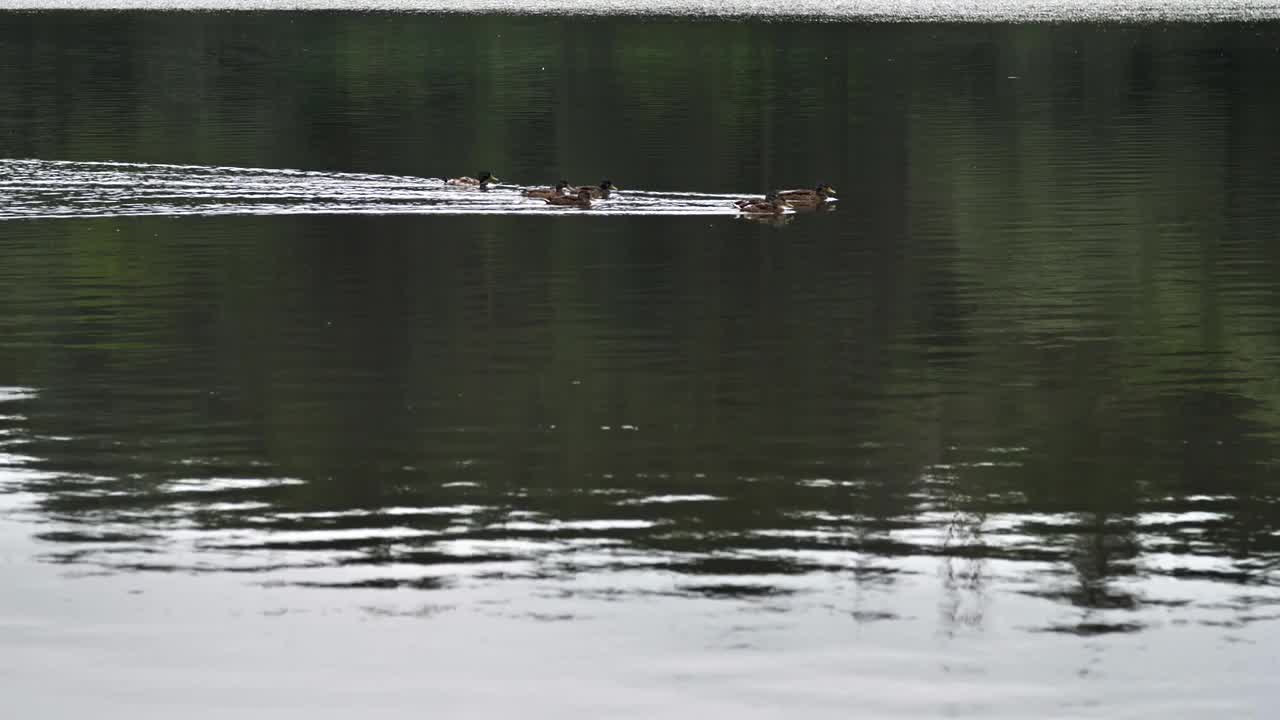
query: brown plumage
[
  {"left": 447, "top": 171, "right": 499, "bottom": 188},
  {"left": 778, "top": 183, "right": 837, "bottom": 207},
  {"left": 736, "top": 192, "right": 788, "bottom": 215},
  {"left": 544, "top": 187, "right": 594, "bottom": 208},
  {"left": 524, "top": 180, "right": 570, "bottom": 199},
  {"left": 568, "top": 180, "right": 617, "bottom": 199}
]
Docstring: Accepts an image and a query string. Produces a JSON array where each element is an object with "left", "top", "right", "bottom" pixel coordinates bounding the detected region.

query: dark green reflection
[{"left": 2, "top": 15, "right": 1280, "bottom": 632}]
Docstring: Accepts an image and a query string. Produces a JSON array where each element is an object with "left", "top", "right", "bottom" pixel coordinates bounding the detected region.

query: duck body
[
  {"left": 736, "top": 192, "right": 788, "bottom": 215},
  {"left": 569, "top": 180, "right": 617, "bottom": 199},
  {"left": 447, "top": 171, "right": 499, "bottom": 188},
  {"left": 524, "top": 180, "right": 570, "bottom": 199},
  {"left": 778, "top": 183, "right": 837, "bottom": 207},
  {"left": 544, "top": 188, "right": 594, "bottom": 208}
]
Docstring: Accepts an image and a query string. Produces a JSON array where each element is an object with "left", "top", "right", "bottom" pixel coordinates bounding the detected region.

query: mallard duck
[
  {"left": 778, "top": 183, "right": 837, "bottom": 207},
  {"left": 544, "top": 187, "right": 594, "bottom": 208},
  {"left": 447, "top": 171, "right": 499, "bottom": 188},
  {"left": 569, "top": 180, "right": 617, "bottom": 199},
  {"left": 524, "top": 180, "right": 570, "bottom": 199},
  {"left": 736, "top": 192, "right": 788, "bottom": 215}
]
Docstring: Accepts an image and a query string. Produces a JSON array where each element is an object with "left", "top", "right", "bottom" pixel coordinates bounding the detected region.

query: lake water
[{"left": 3, "top": 11, "right": 1280, "bottom": 718}]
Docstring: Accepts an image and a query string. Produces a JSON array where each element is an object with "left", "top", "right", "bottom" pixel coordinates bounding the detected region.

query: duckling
[
  {"left": 781, "top": 192, "right": 834, "bottom": 209},
  {"left": 736, "top": 192, "right": 788, "bottom": 215},
  {"left": 447, "top": 171, "right": 499, "bottom": 188},
  {"left": 524, "top": 180, "right": 570, "bottom": 199},
  {"left": 778, "top": 183, "right": 837, "bottom": 207},
  {"left": 569, "top": 180, "right": 617, "bottom": 199},
  {"left": 544, "top": 187, "right": 594, "bottom": 208}
]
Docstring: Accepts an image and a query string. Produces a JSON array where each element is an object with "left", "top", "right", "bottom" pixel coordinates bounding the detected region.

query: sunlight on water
[
  {"left": 0, "top": 0, "right": 1278, "bottom": 20},
  {"left": 4, "top": 12, "right": 1280, "bottom": 717},
  {"left": 1, "top": 372, "right": 1275, "bottom": 640},
  {"left": 0, "top": 387, "right": 37, "bottom": 403},
  {"left": 0, "top": 159, "right": 785, "bottom": 219}
]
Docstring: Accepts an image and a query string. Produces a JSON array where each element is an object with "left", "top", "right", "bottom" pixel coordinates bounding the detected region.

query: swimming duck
[
  {"left": 569, "top": 180, "right": 617, "bottom": 199},
  {"left": 447, "top": 171, "right": 499, "bottom": 188},
  {"left": 524, "top": 180, "right": 570, "bottom": 199},
  {"left": 735, "top": 192, "right": 788, "bottom": 215},
  {"left": 778, "top": 183, "right": 837, "bottom": 207},
  {"left": 544, "top": 187, "right": 594, "bottom": 208}
]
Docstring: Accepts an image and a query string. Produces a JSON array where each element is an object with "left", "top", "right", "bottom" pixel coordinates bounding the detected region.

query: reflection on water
[
  {"left": 3, "top": 12, "right": 1280, "bottom": 718},
  {"left": 3, "top": 267, "right": 1280, "bottom": 636}
]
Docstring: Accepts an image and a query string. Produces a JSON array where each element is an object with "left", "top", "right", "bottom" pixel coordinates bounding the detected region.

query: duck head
[
  {"left": 479, "top": 171, "right": 499, "bottom": 185},
  {"left": 816, "top": 183, "right": 837, "bottom": 197}
]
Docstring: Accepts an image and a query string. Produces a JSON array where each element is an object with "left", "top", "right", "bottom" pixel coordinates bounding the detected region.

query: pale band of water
[
  {"left": 1, "top": 0, "right": 1279, "bottom": 21},
  {"left": 0, "top": 158, "right": 782, "bottom": 219}
]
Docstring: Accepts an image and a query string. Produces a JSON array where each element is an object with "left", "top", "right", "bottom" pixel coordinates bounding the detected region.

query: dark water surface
[{"left": 3, "top": 13, "right": 1280, "bottom": 718}]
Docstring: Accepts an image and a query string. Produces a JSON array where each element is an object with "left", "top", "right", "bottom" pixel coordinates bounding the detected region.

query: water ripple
[
  {"left": 0, "top": 0, "right": 1277, "bottom": 21},
  {"left": 0, "top": 159, "right": 779, "bottom": 219}
]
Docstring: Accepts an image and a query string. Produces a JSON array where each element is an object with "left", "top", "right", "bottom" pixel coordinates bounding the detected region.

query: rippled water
[
  {"left": 4, "top": 1, "right": 1280, "bottom": 21},
  {"left": 3, "top": 12, "right": 1280, "bottom": 719},
  {"left": 0, "top": 159, "right": 769, "bottom": 218}
]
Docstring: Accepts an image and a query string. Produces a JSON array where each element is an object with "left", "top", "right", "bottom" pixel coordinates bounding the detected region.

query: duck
[
  {"left": 735, "top": 192, "right": 788, "bottom": 215},
  {"left": 544, "top": 187, "right": 594, "bottom": 208},
  {"left": 778, "top": 183, "right": 837, "bottom": 207},
  {"left": 569, "top": 180, "right": 617, "bottom": 199},
  {"left": 524, "top": 180, "right": 570, "bottom": 199},
  {"left": 447, "top": 171, "right": 499, "bottom": 188}
]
